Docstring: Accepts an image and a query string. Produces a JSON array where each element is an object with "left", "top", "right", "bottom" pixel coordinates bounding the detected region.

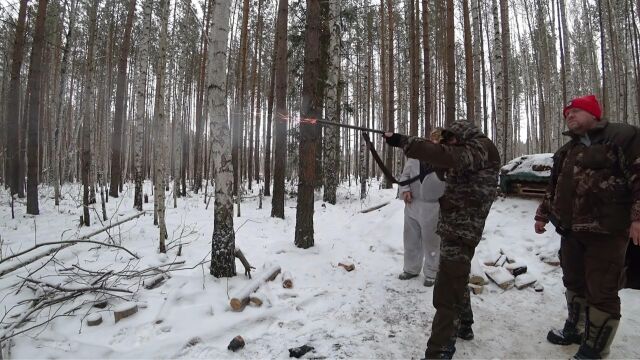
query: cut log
[
  {"left": 470, "top": 257, "right": 489, "bottom": 285},
  {"left": 504, "top": 262, "right": 527, "bottom": 276},
  {"left": 541, "top": 254, "right": 561, "bottom": 266},
  {"left": 468, "top": 283, "right": 483, "bottom": 295},
  {"left": 87, "top": 313, "right": 102, "bottom": 326},
  {"left": 534, "top": 283, "right": 545, "bottom": 292},
  {"left": 114, "top": 302, "right": 138, "bottom": 323},
  {"left": 249, "top": 296, "right": 263, "bottom": 307},
  {"left": 499, "top": 248, "right": 516, "bottom": 264},
  {"left": 229, "top": 265, "right": 281, "bottom": 311},
  {"left": 338, "top": 261, "right": 355, "bottom": 272},
  {"left": 143, "top": 274, "right": 166, "bottom": 289},
  {"left": 494, "top": 254, "right": 507, "bottom": 267},
  {"left": 482, "top": 252, "right": 502, "bottom": 266},
  {"left": 485, "top": 266, "right": 515, "bottom": 290},
  {"left": 515, "top": 273, "right": 537, "bottom": 290},
  {"left": 282, "top": 271, "right": 293, "bottom": 288},
  {"left": 227, "top": 335, "right": 245, "bottom": 352},
  {"left": 360, "top": 201, "right": 390, "bottom": 213}
]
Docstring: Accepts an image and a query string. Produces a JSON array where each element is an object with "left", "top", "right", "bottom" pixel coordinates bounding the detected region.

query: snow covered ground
[{"left": 1, "top": 181, "right": 639, "bottom": 359}]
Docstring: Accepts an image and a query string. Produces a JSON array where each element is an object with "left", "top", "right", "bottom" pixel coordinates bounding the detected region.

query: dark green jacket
[
  {"left": 535, "top": 120, "right": 640, "bottom": 234},
  {"left": 399, "top": 121, "right": 500, "bottom": 246}
]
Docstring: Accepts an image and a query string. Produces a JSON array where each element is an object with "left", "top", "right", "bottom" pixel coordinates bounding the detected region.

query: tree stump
[
  {"left": 282, "top": 271, "right": 293, "bottom": 288},
  {"left": 114, "top": 302, "right": 138, "bottom": 323},
  {"left": 87, "top": 313, "right": 102, "bottom": 326}
]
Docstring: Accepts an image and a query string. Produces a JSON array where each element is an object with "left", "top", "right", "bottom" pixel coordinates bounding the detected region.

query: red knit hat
[{"left": 563, "top": 95, "right": 602, "bottom": 120}]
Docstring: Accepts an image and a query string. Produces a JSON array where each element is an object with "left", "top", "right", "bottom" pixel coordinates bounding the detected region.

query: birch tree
[
  {"left": 323, "top": 0, "right": 340, "bottom": 205},
  {"left": 154, "top": 0, "right": 169, "bottom": 252},
  {"left": 208, "top": 0, "right": 236, "bottom": 277}
]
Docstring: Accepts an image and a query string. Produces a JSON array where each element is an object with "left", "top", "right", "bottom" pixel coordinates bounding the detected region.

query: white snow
[
  {"left": 501, "top": 153, "right": 554, "bottom": 176},
  {"left": 0, "top": 181, "right": 639, "bottom": 359}
]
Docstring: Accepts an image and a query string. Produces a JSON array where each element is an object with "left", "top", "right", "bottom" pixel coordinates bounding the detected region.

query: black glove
[{"left": 383, "top": 133, "right": 403, "bottom": 147}]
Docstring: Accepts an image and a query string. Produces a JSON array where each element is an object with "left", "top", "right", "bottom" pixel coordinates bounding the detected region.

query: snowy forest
[{"left": 0, "top": 0, "right": 639, "bottom": 358}]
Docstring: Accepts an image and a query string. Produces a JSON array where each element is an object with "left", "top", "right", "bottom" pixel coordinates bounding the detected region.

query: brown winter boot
[
  {"left": 547, "top": 290, "right": 585, "bottom": 345},
  {"left": 573, "top": 307, "right": 620, "bottom": 359}
]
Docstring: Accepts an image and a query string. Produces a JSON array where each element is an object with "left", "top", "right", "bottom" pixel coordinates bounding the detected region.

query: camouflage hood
[{"left": 445, "top": 120, "right": 485, "bottom": 142}]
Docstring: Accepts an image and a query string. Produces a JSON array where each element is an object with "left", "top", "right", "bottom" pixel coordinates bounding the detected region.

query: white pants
[{"left": 403, "top": 201, "right": 441, "bottom": 279}]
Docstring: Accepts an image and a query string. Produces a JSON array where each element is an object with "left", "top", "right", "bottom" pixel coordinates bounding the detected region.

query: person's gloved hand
[{"left": 383, "top": 132, "right": 403, "bottom": 147}]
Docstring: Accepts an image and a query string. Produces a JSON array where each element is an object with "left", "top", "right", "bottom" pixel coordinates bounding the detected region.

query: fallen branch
[
  {"left": 234, "top": 248, "right": 255, "bottom": 278},
  {"left": 23, "top": 278, "right": 133, "bottom": 294},
  {"left": 0, "top": 212, "right": 146, "bottom": 277},
  {"left": 360, "top": 201, "right": 390, "bottom": 213}
]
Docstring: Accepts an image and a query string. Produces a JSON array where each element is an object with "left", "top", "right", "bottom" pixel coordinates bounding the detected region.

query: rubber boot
[{"left": 573, "top": 307, "right": 620, "bottom": 359}]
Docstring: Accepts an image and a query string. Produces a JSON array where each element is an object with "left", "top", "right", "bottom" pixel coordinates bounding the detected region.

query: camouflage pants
[{"left": 425, "top": 236, "right": 475, "bottom": 358}]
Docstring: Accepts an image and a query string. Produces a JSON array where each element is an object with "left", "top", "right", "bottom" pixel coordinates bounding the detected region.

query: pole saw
[{"left": 313, "top": 119, "right": 423, "bottom": 186}]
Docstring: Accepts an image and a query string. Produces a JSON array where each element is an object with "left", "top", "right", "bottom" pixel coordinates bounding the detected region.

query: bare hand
[
  {"left": 630, "top": 221, "right": 640, "bottom": 246},
  {"left": 535, "top": 220, "right": 547, "bottom": 234},
  {"left": 402, "top": 192, "right": 412, "bottom": 204}
]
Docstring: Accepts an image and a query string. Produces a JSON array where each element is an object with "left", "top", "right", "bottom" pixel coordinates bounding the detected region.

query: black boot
[
  {"left": 547, "top": 291, "right": 585, "bottom": 345},
  {"left": 573, "top": 307, "right": 620, "bottom": 359},
  {"left": 457, "top": 325, "right": 474, "bottom": 340},
  {"left": 424, "top": 345, "right": 456, "bottom": 360}
]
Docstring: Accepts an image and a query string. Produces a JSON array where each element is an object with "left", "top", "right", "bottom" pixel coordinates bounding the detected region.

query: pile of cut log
[{"left": 468, "top": 249, "right": 542, "bottom": 294}]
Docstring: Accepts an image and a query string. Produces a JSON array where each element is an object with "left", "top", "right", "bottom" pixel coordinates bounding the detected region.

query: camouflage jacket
[
  {"left": 535, "top": 120, "right": 640, "bottom": 234},
  {"left": 397, "top": 121, "right": 501, "bottom": 246}
]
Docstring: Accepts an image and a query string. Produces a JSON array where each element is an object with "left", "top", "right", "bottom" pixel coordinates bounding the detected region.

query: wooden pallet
[{"left": 513, "top": 182, "right": 546, "bottom": 198}]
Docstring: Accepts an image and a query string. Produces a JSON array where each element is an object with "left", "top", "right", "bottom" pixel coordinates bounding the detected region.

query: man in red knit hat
[{"left": 534, "top": 94, "right": 640, "bottom": 358}]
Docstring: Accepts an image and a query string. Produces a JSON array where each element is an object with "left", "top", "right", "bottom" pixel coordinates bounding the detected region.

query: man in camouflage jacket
[
  {"left": 384, "top": 120, "right": 500, "bottom": 359},
  {"left": 534, "top": 94, "right": 640, "bottom": 359}
]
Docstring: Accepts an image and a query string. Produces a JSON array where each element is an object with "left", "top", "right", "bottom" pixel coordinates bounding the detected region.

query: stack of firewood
[{"left": 468, "top": 249, "right": 542, "bottom": 294}]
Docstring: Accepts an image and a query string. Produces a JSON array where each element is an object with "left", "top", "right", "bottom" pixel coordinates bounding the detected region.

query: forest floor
[{"left": 1, "top": 181, "right": 639, "bottom": 359}]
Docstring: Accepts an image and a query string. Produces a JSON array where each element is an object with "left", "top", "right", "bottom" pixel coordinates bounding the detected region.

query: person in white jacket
[{"left": 398, "top": 129, "right": 446, "bottom": 287}]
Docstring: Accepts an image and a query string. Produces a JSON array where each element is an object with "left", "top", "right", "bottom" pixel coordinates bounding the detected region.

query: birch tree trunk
[
  {"left": 491, "top": 0, "right": 504, "bottom": 161},
  {"left": 154, "top": 0, "right": 169, "bottom": 253},
  {"left": 81, "top": 0, "right": 98, "bottom": 225},
  {"left": 208, "top": 0, "right": 236, "bottom": 277},
  {"left": 471, "top": 0, "right": 482, "bottom": 126},
  {"left": 323, "top": 0, "right": 340, "bottom": 205},
  {"left": 383, "top": 0, "right": 395, "bottom": 189},
  {"left": 500, "top": 0, "right": 511, "bottom": 162},
  {"left": 134, "top": 0, "right": 151, "bottom": 211},
  {"left": 422, "top": 0, "right": 432, "bottom": 135}
]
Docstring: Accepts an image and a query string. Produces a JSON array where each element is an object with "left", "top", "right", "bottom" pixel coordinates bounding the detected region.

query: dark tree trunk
[
  {"left": 295, "top": 0, "right": 321, "bottom": 249},
  {"left": 26, "top": 0, "right": 50, "bottom": 215},
  {"left": 4, "top": 0, "right": 28, "bottom": 197},
  {"left": 271, "top": 0, "right": 289, "bottom": 219},
  {"left": 109, "top": 0, "right": 136, "bottom": 198}
]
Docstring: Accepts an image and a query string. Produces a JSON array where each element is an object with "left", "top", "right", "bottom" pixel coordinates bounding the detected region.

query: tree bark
[
  {"left": 154, "top": 0, "right": 169, "bottom": 252},
  {"left": 25, "top": 0, "right": 50, "bottom": 215},
  {"left": 134, "top": 0, "right": 151, "bottom": 211},
  {"left": 271, "top": 0, "right": 289, "bottom": 219},
  {"left": 323, "top": 0, "right": 341, "bottom": 205},
  {"left": 295, "top": 0, "right": 321, "bottom": 249},
  {"left": 208, "top": 0, "right": 237, "bottom": 278},
  {"left": 4, "top": 0, "right": 28, "bottom": 197},
  {"left": 109, "top": 0, "right": 136, "bottom": 198}
]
